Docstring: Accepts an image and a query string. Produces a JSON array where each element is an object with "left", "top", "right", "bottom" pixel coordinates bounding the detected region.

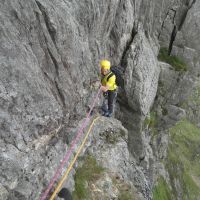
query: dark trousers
[{"left": 102, "top": 90, "right": 117, "bottom": 114}]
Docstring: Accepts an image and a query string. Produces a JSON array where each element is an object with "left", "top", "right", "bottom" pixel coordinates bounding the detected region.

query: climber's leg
[
  {"left": 105, "top": 90, "right": 117, "bottom": 117},
  {"left": 101, "top": 92, "right": 108, "bottom": 114}
]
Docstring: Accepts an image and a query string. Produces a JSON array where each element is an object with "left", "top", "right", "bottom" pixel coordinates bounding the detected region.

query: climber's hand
[{"left": 100, "top": 85, "right": 109, "bottom": 92}]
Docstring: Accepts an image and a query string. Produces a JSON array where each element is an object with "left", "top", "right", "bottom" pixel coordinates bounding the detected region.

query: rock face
[
  {"left": 87, "top": 117, "right": 151, "bottom": 199},
  {"left": 0, "top": 0, "right": 200, "bottom": 200},
  {"left": 81, "top": 117, "right": 145, "bottom": 200}
]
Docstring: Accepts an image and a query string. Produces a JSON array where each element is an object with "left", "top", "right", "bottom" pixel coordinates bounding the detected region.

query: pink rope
[{"left": 39, "top": 88, "right": 101, "bottom": 200}]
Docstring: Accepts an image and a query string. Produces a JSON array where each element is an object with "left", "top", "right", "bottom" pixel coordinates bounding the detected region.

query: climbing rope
[
  {"left": 49, "top": 116, "right": 100, "bottom": 200},
  {"left": 39, "top": 88, "right": 101, "bottom": 200}
]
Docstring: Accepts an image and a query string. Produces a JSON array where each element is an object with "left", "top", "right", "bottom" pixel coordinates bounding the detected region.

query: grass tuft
[
  {"left": 72, "top": 156, "right": 104, "bottom": 200},
  {"left": 144, "top": 112, "right": 157, "bottom": 128},
  {"left": 165, "top": 120, "right": 200, "bottom": 199},
  {"left": 153, "top": 177, "right": 173, "bottom": 200},
  {"left": 153, "top": 120, "right": 200, "bottom": 200},
  {"left": 158, "top": 47, "right": 187, "bottom": 71},
  {"left": 118, "top": 191, "right": 135, "bottom": 200}
]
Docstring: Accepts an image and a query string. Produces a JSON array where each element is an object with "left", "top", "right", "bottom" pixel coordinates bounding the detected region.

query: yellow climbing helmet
[{"left": 100, "top": 60, "right": 111, "bottom": 70}]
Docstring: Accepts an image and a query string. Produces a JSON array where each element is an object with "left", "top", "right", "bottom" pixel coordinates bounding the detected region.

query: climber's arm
[{"left": 100, "top": 85, "right": 109, "bottom": 92}]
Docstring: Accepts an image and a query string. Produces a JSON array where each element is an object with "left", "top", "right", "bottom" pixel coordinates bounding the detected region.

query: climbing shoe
[
  {"left": 102, "top": 111, "right": 107, "bottom": 116},
  {"left": 104, "top": 111, "right": 112, "bottom": 118}
]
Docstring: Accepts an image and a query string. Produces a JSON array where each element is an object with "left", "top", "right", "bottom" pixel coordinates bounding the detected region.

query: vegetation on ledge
[
  {"left": 158, "top": 47, "right": 187, "bottom": 71},
  {"left": 153, "top": 120, "right": 200, "bottom": 200},
  {"left": 73, "top": 155, "right": 139, "bottom": 200},
  {"left": 72, "top": 156, "right": 105, "bottom": 199},
  {"left": 166, "top": 120, "right": 200, "bottom": 200},
  {"left": 153, "top": 177, "right": 172, "bottom": 200}
]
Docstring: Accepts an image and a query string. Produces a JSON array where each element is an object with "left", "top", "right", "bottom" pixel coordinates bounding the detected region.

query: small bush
[{"left": 158, "top": 47, "right": 187, "bottom": 71}]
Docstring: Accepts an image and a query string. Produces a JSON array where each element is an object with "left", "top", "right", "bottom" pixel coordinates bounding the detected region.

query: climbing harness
[
  {"left": 39, "top": 88, "right": 101, "bottom": 200},
  {"left": 49, "top": 116, "right": 100, "bottom": 200}
]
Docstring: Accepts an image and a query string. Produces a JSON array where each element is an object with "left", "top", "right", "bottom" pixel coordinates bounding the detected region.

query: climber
[{"left": 100, "top": 59, "right": 117, "bottom": 117}]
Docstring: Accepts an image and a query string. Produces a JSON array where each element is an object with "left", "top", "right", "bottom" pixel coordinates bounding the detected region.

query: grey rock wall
[{"left": 0, "top": 0, "right": 200, "bottom": 199}]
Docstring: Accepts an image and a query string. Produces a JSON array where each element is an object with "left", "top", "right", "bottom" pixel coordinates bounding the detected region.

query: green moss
[
  {"left": 165, "top": 120, "right": 200, "bottom": 199},
  {"left": 72, "top": 156, "right": 104, "bottom": 200},
  {"left": 158, "top": 80, "right": 164, "bottom": 88},
  {"left": 158, "top": 47, "right": 187, "bottom": 71},
  {"left": 153, "top": 177, "right": 173, "bottom": 200},
  {"left": 162, "top": 107, "right": 168, "bottom": 116},
  {"left": 144, "top": 111, "right": 160, "bottom": 145},
  {"left": 144, "top": 112, "right": 157, "bottom": 128},
  {"left": 118, "top": 191, "right": 135, "bottom": 200}
]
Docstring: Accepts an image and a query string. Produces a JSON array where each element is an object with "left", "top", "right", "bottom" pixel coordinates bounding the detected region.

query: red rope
[{"left": 39, "top": 88, "right": 101, "bottom": 200}]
